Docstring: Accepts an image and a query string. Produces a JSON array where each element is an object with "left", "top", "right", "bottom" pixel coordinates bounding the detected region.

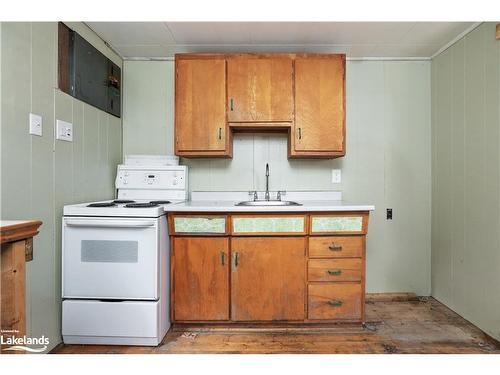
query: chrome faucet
[{"left": 265, "top": 163, "right": 270, "bottom": 201}]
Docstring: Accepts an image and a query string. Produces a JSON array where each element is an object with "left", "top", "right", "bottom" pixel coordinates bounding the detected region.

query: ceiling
[{"left": 86, "top": 22, "right": 476, "bottom": 59}]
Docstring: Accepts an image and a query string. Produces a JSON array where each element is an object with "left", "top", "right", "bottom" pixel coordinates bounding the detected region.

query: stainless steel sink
[{"left": 235, "top": 200, "right": 302, "bottom": 206}]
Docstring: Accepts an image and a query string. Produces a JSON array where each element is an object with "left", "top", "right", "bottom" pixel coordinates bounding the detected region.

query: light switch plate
[
  {"left": 331, "top": 169, "right": 342, "bottom": 183},
  {"left": 29, "top": 113, "right": 42, "bottom": 136},
  {"left": 56, "top": 119, "right": 73, "bottom": 142}
]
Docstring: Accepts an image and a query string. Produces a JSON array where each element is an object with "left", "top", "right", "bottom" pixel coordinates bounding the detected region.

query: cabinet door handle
[
  {"left": 230, "top": 98, "right": 234, "bottom": 111},
  {"left": 298, "top": 127, "right": 302, "bottom": 140},
  {"left": 233, "top": 252, "right": 239, "bottom": 267},
  {"left": 327, "top": 269, "right": 342, "bottom": 276},
  {"left": 328, "top": 244, "right": 342, "bottom": 252},
  {"left": 220, "top": 251, "right": 225, "bottom": 265},
  {"left": 218, "top": 127, "right": 222, "bottom": 140},
  {"left": 327, "top": 300, "right": 343, "bottom": 307}
]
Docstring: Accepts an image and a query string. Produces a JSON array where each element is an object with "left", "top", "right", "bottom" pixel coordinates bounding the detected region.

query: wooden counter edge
[{"left": 1, "top": 220, "right": 42, "bottom": 245}]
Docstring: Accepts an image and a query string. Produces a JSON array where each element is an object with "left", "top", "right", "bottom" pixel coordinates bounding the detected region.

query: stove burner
[
  {"left": 87, "top": 202, "right": 116, "bottom": 207},
  {"left": 125, "top": 202, "right": 160, "bottom": 208},
  {"left": 113, "top": 199, "right": 136, "bottom": 204},
  {"left": 149, "top": 200, "right": 171, "bottom": 205}
]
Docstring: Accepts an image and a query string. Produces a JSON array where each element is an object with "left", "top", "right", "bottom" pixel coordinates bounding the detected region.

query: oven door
[{"left": 62, "top": 216, "right": 160, "bottom": 300}]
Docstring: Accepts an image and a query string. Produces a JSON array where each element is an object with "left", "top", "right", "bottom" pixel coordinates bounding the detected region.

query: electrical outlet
[
  {"left": 56, "top": 120, "right": 73, "bottom": 142},
  {"left": 331, "top": 169, "right": 341, "bottom": 183},
  {"left": 29, "top": 113, "right": 42, "bottom": 136}
]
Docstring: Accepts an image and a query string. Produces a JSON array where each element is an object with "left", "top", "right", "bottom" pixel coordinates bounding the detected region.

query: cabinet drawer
[
  {"left": 172, "top": 216, "right": 227, "bottom": 235},
  {"left": 308, "top": 259, "right": 362, "bottom": 282},
  {"left": 310, "top": 215, "right": 366, "bottom": 234},
  {"left": 308, "top": 283, "right": 362, "bottom": 320},
  {"left": 232, "top": 215, "right": 306, "bottom": 235},
  {"left": 308, "top": 236, "right": 363, "bottom": 258}
]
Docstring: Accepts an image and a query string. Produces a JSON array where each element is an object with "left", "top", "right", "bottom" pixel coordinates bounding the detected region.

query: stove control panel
[{"left": 115, "top": 166, "right": 187, "bottom": 190}]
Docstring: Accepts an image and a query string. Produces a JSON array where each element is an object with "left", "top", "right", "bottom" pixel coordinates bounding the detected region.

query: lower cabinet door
[
  {"left": 231, "top": 237, "right": 306, "bottom": 321},
  {"left": 308, "top": 283, "right": 362, "bottom": 321},
  {"left": 173, "top": 237, "right": 229, "bottom": 321}
]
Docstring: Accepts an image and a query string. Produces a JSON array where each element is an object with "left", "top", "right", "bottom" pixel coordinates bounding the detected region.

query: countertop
[{"left": 168, "top": 200, "right": 375, "bottom": 213}]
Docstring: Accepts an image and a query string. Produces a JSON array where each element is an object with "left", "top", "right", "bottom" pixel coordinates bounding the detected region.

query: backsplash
[{"left": 182, "top": 133, "right": 343, "bottom": 192}]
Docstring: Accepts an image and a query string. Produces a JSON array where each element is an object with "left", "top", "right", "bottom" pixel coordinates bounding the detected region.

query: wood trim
[
  {"left": 176, "top": 53, "right": 346, "bottom": 60},
  {"left": 57, "top": 22, "right": 72, "bottom": 94},
  {"left": 365, "top": 293, "right": 419, "bottom": 303},
  {"left": 229, "top": 122, "right": 292, "bottom": 129},
  {"left": 496, "top": 23, "right": 500, "bottom": 40},
  {"left": 1, "top": 221, "right": 42, "bottom": 244}
]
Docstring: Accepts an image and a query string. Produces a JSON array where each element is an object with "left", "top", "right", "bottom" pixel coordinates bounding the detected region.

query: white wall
[
  {"left": 0, "top": 22, "right": 122, "bottom": 352},
  {"left": 431, "top": 22, "right": 500, "bottom": 341},
  {"left": 123, "top": 59, "right": 432, "bottom": 295}
]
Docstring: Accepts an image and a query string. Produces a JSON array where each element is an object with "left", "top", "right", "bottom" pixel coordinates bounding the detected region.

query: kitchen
[{"left": 1, "top": 1, "right": 500, "bottom": 372}]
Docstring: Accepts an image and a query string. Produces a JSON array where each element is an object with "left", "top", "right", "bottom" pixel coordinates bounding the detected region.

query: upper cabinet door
[
  {"left": 227, "top": 58, "right": 293, "bottom": 122},
  {"left": 294, "top": 56, "right": 345, "bottom": 155},
  {"left": 175, "top": 59, "right": 227, "bottom": 155}
]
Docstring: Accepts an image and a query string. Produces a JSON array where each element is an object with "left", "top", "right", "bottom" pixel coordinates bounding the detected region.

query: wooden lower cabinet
[
  {"left": 172, "top": 237, "right": 229, "bottom": 321},
  {"left": 169, "top": 212, "right": 368, "bottom": 324},
  {"left": 231, "top": 237, "right": 305, "bottom": 321}
]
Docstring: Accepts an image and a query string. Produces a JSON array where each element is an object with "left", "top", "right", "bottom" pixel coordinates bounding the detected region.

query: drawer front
[
  {"left": 173, "top": 216, "right": 227, "bottom": 234},
  {"left": 232, "top": 216, "right": 306, "bottom": 235},
  {"left": 309, "top": 236, "right": 363, "bottom": 258},
  {"left": 308, "top": 259, "right": 362, "bottom": 282},
  {"left": 308, "top": 283, "right": 362, "bottom": 320},
  {"left": 311, "top": 215, "right": 364, "bottom": 234}
]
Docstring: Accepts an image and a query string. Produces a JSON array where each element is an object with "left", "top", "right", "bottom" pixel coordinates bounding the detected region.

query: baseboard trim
[{"left": 365, "top": 292, "right": 420, "bottom": 302}]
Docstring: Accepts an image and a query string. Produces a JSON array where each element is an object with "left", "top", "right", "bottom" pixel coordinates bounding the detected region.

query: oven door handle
[{"left": 65, "top": 219, "right": 155, "bottom": 228}]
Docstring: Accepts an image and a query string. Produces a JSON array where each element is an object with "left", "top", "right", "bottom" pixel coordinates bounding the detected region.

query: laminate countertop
[{"left": 167, "top": 191, "right": 374, "bottom": 213}]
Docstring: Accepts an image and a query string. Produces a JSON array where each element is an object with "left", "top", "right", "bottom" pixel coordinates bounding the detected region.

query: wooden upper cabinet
[
  {"left": 175, "top": 58, "right": 229, "bottom": 156},
  {"left": 293, "top": 56, "right": 346, "bottom": 157},
  {"left": 174, "top": 53, "right": 346, "bottom": 159},
  {"left": 227, "top": 57, "right": 293, "bottom": 123},
  {"left": 173, "top": 237, "right": 229, "bottom": 321}
]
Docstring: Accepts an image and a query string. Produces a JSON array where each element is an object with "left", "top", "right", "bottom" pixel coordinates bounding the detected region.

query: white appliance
[{"left": 62, "top": 161, "right": 187, "bottom": 346}]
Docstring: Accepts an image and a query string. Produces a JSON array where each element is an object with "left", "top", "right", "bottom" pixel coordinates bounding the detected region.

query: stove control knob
[
  {"left": 173, "top": 179, "right": 178, "bottom": 186},
  {"left": 123, "top": 179, "right": 128, "bottom": 185}
]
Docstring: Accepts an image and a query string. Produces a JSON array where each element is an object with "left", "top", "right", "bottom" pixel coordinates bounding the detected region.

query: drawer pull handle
[
  {"left": 233, "top": 252, "right": 239, "bottom": 267},
  {"left": 327, "top": 269, "right": 342, "bottom": 276},
  {"left": 220, "top": 251, "right": 225, "bottom": 265},
  {"left": 327, "top": 300, "right": 343, "bottom": 307},
  {"left": 328, "top": 244, "right": 343, "bottom": 251}
]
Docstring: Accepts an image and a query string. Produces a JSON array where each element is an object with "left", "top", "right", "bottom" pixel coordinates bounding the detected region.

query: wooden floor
[{"left": 53, "top": 297, "right": 500, "bottom": 354}]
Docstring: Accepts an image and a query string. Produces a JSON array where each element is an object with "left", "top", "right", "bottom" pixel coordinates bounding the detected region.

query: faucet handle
[
  {"left": 248, "top": 191, "right": 258, "bottom": 201},
  {"left": 277, "top": 191, "right": 286, "bottom": 201}
]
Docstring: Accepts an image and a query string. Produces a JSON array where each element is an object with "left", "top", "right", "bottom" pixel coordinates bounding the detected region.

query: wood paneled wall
[
  {"left": 0, "top": 22, "right": 122, "bottom": 352},
  {"left": 431, "top": 22, "right": 500, "bottom": 341}
]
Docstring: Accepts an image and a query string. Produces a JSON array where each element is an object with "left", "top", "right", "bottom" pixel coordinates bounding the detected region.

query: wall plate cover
[
  {"left": 56, "top": 119, "right": 73, "bottom": 142},
  {"left": 331, "top": 169, "right": 342, "bottom": 183},
  {"left": 29, "top": 113, "right": 43, "bottom": 136}
]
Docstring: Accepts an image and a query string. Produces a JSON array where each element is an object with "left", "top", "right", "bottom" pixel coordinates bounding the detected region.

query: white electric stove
[{"left": 61, "top": 159, "right": 187, "bottom": 346}]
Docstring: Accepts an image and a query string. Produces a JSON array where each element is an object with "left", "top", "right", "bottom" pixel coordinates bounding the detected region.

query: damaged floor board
[{"left": 53, "top": 297, "right": 500, "bottom": 354}]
